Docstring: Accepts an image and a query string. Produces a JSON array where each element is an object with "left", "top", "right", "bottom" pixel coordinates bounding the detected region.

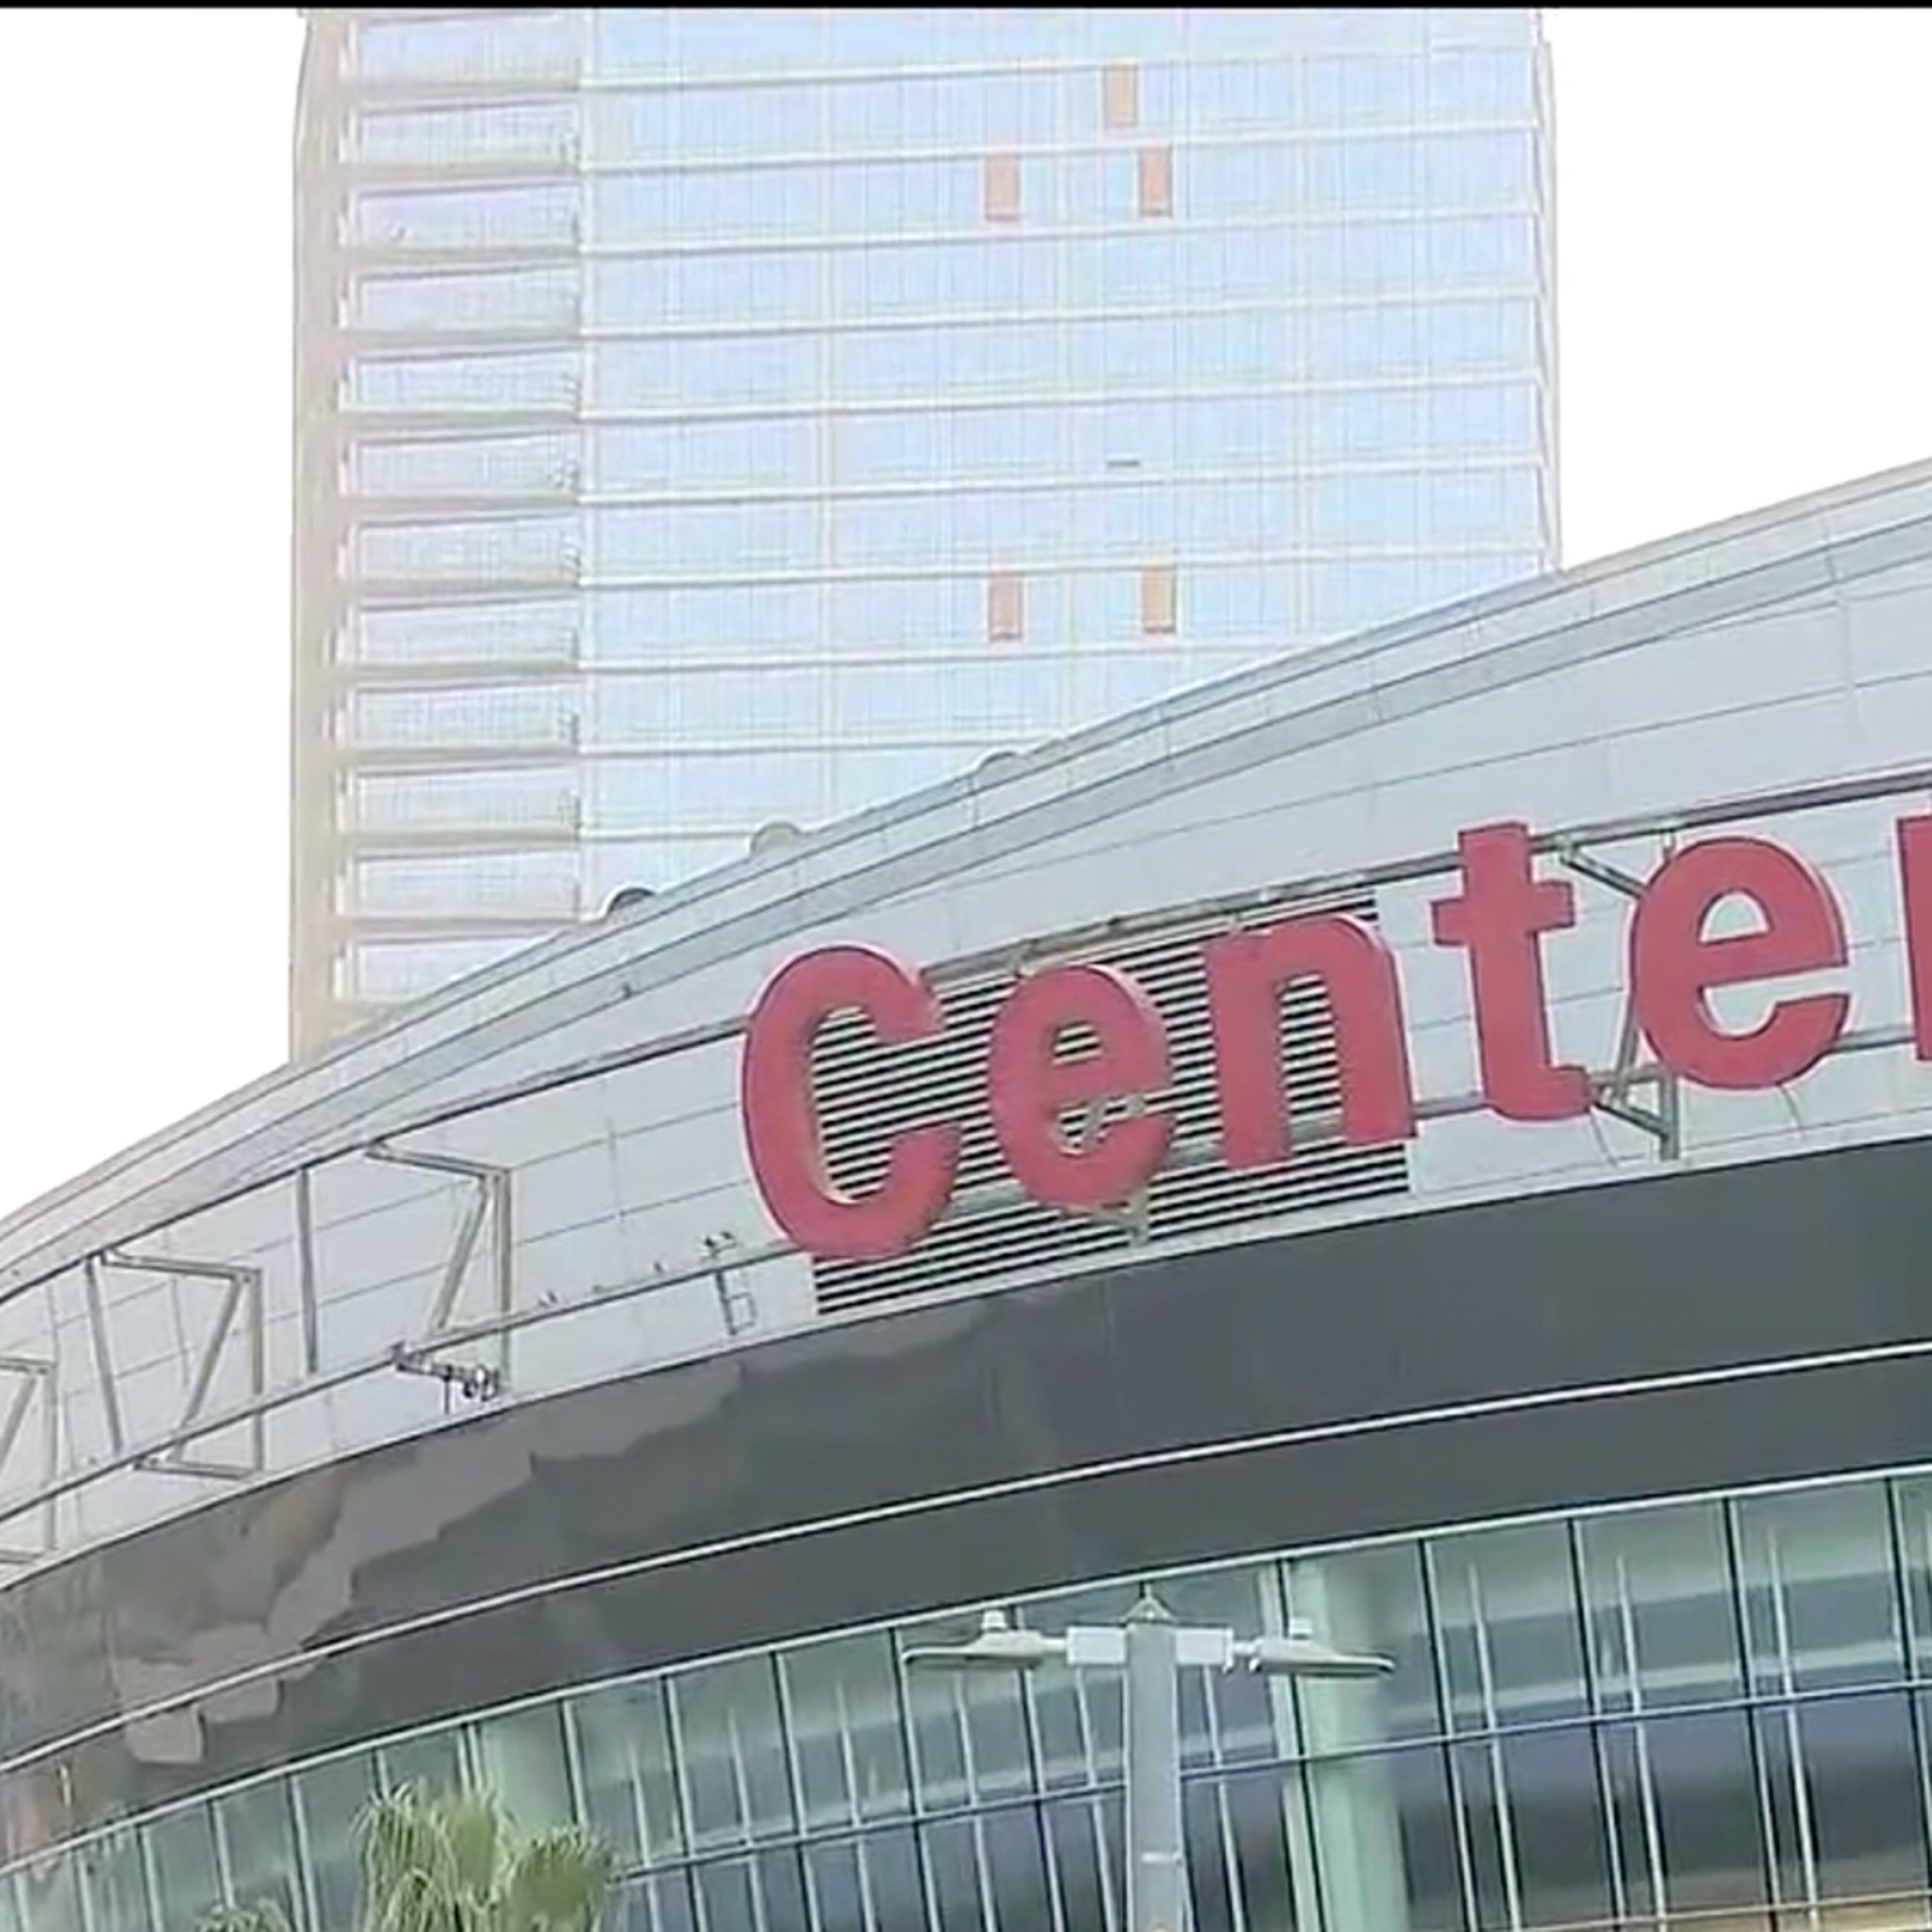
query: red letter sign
[
  {"left": 1430, "top": 822, "right": 1589, "bottom": 1120},
  {"left": 741, "top": 945, "right": 958, "bottom": 1260},
  {"left": 1898, "top": 814, "right": 1932, "bottom": 1059},
  {"left": 1206, "top": 915, "right": 1416, "bottom": 1166},
  {"left": 1631, "top": 837, "right": 1849, "bottom": 1088},
  {"left": 988, "top": 963, "right": 1172, "bottom": 1211}
]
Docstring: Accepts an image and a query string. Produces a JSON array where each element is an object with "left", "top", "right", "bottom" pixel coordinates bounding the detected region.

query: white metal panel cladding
[{"left": 809, "top": 888, "right": 1410, "bottom": 1313}]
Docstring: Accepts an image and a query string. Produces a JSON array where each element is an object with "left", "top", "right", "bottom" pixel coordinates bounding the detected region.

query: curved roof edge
[{"left": 6, "top": 452, "right": 1932, "bottom": 1261}]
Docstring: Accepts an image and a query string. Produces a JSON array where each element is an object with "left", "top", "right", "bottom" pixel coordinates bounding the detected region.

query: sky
[{"left": 0, "top": 7, "right": 1929, "bottom": 1220}]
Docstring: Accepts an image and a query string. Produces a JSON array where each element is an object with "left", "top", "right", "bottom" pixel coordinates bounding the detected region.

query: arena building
[{"left": 8, "top": 459, "right": 1932, "bottom": 1929}]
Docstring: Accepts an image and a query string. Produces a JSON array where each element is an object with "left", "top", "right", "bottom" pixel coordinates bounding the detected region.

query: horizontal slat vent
[{"left": 812, "top": 889, "right": 1409, "bottom": 1316}]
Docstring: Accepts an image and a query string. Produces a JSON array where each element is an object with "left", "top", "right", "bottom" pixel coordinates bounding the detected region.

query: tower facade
[{"left": 292, "top": 8, "right": 1556, "bottom": 1054}]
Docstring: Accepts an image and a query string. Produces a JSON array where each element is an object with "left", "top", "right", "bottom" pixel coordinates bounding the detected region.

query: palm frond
[
  {"left": 368, "top": 1862, "right": 465, "bottom": 1932},
  {"left": 197, "top": 1904, "right": 296, "bottom": 1932},
  {"left": 353, "top": 1777, "right": 620, "bottom": 1931},
  {"left": 437, "top": 1786, "right": 508, "bottom": 1899},
  {"left": 502, "top": 1825, "right": 620, "bottom": 1929},
  {"left": 358, "top": 1784, "right": 466, "bottom": 1925}
]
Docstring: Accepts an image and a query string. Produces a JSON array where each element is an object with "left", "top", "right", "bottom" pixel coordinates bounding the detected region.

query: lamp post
[{"left": 904, "top": 1593, "right": 1392, "bottom": 1932}]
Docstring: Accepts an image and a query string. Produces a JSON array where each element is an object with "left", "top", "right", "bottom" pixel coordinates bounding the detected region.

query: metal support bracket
[
  {"left": 1065, "top": 1096, "right": 1154, "bottom": 1241},
  {"left": 0, "top": 1356, "right": 58, "bottom": 1566},
  {"left": 85, "top": 1250, "right": 267, "bottom": 1481},
  {"left": 703, "top": 1234, "right": 758, "bottom": 1338},
  {"left": 1559, "top": 835, "right": 1683, "bottom": 1159},
  {"left": 365, "top": 1142, "right": 515, "bottom": 1391}
]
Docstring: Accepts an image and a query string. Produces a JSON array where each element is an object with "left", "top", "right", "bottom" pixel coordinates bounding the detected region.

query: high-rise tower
[{"left": 292, "top": 8, "right": 1556, "bottom": 1055}]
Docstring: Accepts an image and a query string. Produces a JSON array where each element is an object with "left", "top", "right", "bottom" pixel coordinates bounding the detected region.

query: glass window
[
  {"left": 9, "top": 1863, "right": 79, "bottom": 1932},
  {"left": 1423, "top": 130, "right": 1539, "bottom": 208},
  {"left": 1893, "top": 1472, "right": 1932, "bottom": 1675},
  {"left": 1015, "top": 1582, "right": 1141, "bottom": 1791},
  {"left": 590, "top": 668, "right": 823, "bottom": 748},
  {"left": 898, "top": 1610, "right": 1035, "bottom": 1809},
  {"left": 145, "top": 1807, "right": 223, "bottom": 1928},
  {"left": 984, "top": 152, "right": 1022, "bottom": 224},
  {"left": 588, "top": 337, "right": 816, "bottom": 413},
  {"left": 350, "top": 183, "right": 577, "bottom": 252},
  {"left": 75, "top": 1832, "right": 147, "bottom": 1932},
  {"left": 351, "top": 8, "right": 577, "bottom": 82},
  {"left": 294, "top": 1754, "right": 378, "bottom": 1930},
  {"left": 1042, "top": 1795, "right": 1122, "bottom": 1932},
  {"left": 346, "top": 767, "right": 578, "bottom": 835},
  {"left": 348, "top": 100, "right": 576, "bottom": 170},
  {"left": 475, "top": 1705, "right": 576, "bottom": 1832},
  {"left": 1159, "top": 1565, "right": 1288, "bottom": 1770},
  {"left": 1138, "top": 145, "right": 1174, "bottom": 218},
  {"left": 213, "top": 1779, "right": 305, "bottom": 1929},
  {"left": 350, "top": 431, "right": 577, "bottom": 501},
  {"left": 925, "top": 1809, "right": 1052, "bottom": 1932},
  {"left": 345, "top": 349, "right": 578, "bottom": 416},
  {"left": 691, "top": 1849, "right": 808, "bottom": 1932},
  {"left": 592, "top": 499, "right": 814, "bottom": 575},
  {"left": 588, "top": 251, "right": 818, "bottom": 330},
  {"left": 1425, "top": 49, "right": 1540, "bottom": 123},
  {"left": 671, "top": 1656, "right": 795, "bottom": 1853},
  {"left": 1431, "top": 1521, "right": 1588, "bottom": 1731},
  {"left": 987, "top": 574, "right": 1025, "bottom": 643},
  {"left": 587, "top": 582, "right": 821, "bottom": 664},
  {"left": 1287, "top": 1543, "right": 1440, "bottom": 1746},
  {"left": 378, "top": 1726, "right": 466, "bottom": 1794},
  {"left": 345, "top": 596, "right": 578, "bottom": 669},
  {"left": 1295, "top": 1745, "right": 1463, "bottom": 1932},
  {"left": 344, "top": 849, "right": 581, "bottom": 920},
  {"left": 569, "top": 1678, "right": 687, "bottom": 1868},
  {"left": 1578, "top": 1499, "right": 1742, "bottom": 1711},
  {"left": 350, "top": 683, "right": 575, "bottom": 753},
  {"left": 1734, "top": 1481, "right": 1906, "bottom": 1693},
  {"left": 1757, "top": 1691, "right": 1928, "bottom": 1908},
  {"left": 354, "top": 515, "right": 577, "bottom": 584},
  {"left": 350, "top": 265, "right": 579, "bottom": 334},
  {"left": 612, "top": 1869, "right": 697, "bottom": 1932},
  {"left": 805, "top": 1828, "right": 923, "bottom": 1932},
  {"left": 779, "top": 1632, "right": 913, "bottom": 1831},
  {"left": 1141, "top": 565, "right": 1178, "bottom": 636},
  {"left": 1455, "top": 1725, "right": 1612, "bottom": 1932},
  {"left": 1185, "top": 1775, "right": 1243, "bottom": 1932},
  {"left": 1208, "top": 1767, "right": 1299, "bottom": 1932},
  {"left": 1601, "top": 1709, "right": 1764, "bottom": 1917}
]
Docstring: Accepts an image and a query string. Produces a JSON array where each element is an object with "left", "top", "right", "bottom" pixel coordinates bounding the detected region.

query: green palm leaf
[
  {"left": 199, "top": 1905, "right": 297, "bottom": 1932},
  {"left": 200, "top": 1781, "right": 618, "bottom": 1932}
]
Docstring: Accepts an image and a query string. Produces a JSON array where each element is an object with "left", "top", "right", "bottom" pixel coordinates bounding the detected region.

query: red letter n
[{"left": 1206, "top": 914, "right": 1417, "bottom": 1169}]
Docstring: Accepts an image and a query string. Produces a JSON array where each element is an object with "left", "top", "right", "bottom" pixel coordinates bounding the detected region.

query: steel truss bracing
[
  {"left": 3, "top": 761, "right": 1932, "bottom": 1573},
  {"left": 1559, "top": 835, "right": 1684, "bottom": 1160},
  {"left": 83, "top": 1250, "right": 268, "bottom": 1482},
  {"left": 365, "top": 1142, "right": 515, "bottom": 1395},
  {"left": 0, "top": 1357, "right": 55, "bottom": 1566}
]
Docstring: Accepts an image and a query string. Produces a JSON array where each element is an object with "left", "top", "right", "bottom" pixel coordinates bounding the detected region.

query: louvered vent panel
[{"left": 811, "top": 890, "right": 1410, "bottom": 1315}]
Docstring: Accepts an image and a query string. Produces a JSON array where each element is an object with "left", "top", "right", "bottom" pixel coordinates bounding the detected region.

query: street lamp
[{"left": 905, "top": 1594, "right": 1391, "bottom": 1932}]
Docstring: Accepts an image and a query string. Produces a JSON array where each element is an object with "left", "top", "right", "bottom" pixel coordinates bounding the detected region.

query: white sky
[{"left": 0, "top": 7, "right": 1928, "bottom": 1219}]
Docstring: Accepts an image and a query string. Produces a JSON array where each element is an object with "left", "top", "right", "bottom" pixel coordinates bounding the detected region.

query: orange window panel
[
  {"left": 1138, "top": 144, "right": 1174, "bottom": 218},
  {"left": 1141, "top": 565, "right": 1177, "bottom": 637},
  {"left": 985, "top": 152, "right": 1022, "bottom": 223},
  {"left": 988, "top": 574, "right": 1025, "bottom": 642},
  {"left": 1104, "top": 63, "right": 1140, "bottom": 132}
]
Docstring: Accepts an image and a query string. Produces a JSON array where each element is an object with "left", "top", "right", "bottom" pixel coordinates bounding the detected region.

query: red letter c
[{"left": 741, "top": 945, "right": 958, "bottom": 1261}]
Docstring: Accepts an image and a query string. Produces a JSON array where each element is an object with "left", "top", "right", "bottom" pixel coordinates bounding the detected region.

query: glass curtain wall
[
  {"left": 293, "top": 7, "right": 1556, "bottom": 1051},
  {"left": 13, "top": 1468, "right": 1932, "bottom": 1932}
]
